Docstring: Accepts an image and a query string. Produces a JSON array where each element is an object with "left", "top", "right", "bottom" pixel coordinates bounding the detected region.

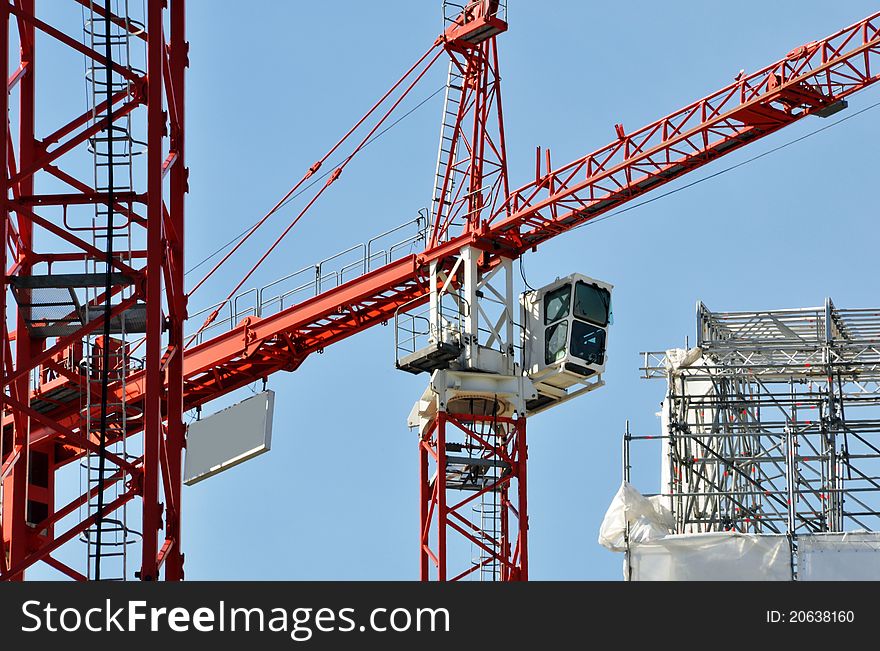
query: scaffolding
[{"left": 627, "top": 300, "right": 880, "bottom": 572}]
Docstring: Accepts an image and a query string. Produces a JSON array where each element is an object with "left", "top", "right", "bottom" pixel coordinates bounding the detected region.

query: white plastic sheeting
[
  {"left": 627, "top": 532, "right": 792, "bottom": 581},
  {"left": 799, "top": 532, "right": 880, "bottom": 581},
  {"left": 663, "top": 347, "right": 702, "bottom": 373},
  {"left": 598, "top": 482, "right": 674, "bottom": 552}
]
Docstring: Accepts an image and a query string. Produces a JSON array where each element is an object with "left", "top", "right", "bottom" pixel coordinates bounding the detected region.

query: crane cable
[
  {"left": 186, "top": 72, "right": 879, "bottom": 336},
  {"left": 183, "top": 84, "right": 446, "bottom": 279},
  {"left": 187, "top": 42, "right": 442, "bottom": 301},
  {"left": 189, "top": 45, "right": 446, "bottom": 340}
]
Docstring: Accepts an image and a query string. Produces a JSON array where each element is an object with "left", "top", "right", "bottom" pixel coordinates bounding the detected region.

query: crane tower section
[
  {"left": 403, "top": 1, "right": 532, "bottom": 582},
  {"left": 1, "top": 2, "right": 878, "bottom": 581},
  {"left": 400, "top": 1, "right": 612, "bottom": 581},
  {"left": 0, "top": 0, "right": 186, "bottom": 582}
]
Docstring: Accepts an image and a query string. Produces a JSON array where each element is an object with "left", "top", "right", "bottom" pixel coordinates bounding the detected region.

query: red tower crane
[{"left": 1, "top": 1, "right": 878, "bottom": 581}]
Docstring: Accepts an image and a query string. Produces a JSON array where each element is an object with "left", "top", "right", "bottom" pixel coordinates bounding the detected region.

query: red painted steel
[
  {"left": 148, "top": 9, "right": 879, "bottom": 429},
  {"left": 430, "top": 23, "right": 508, "bottom": 247},
  {"left": 419, "top": 412, "right": 528, "bottom": 581},
  {"left": 1, "top": 0, "right": 186, "bottom": 580},
  {"left": 2, "top": 4, "right": 879, "bottom": 580}
]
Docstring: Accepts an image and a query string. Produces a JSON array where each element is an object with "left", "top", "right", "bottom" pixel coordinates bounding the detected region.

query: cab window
[
  {"left": 573, "top": 281, "right": 610, "bottom": 326},
  {"left": 570, "top": 320, "right": 606, "bottom": 365},
  {"left": 544, "top": 285, "right": 571, "bottom": 325},
  {"left": 544, "top": 321, "right": 569, "bottom": 365}
]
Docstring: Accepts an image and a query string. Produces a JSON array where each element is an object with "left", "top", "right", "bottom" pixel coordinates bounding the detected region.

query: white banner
[{"left": 628, "top": 532, "right": 792, "bottom": 581}]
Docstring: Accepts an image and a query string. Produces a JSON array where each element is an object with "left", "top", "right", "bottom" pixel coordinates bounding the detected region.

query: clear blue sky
[{"left": 34, "top": 1, "right": 879, "bottom": 580}]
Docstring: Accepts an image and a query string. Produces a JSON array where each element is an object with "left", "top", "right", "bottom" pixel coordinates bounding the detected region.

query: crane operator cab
[{"left": 521, "top": 274, "right": 612, "bottom": 413}]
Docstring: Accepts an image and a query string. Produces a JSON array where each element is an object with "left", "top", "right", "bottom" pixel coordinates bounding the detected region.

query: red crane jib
[{"left": 18, "top": 11, "right": 880, "bottom": 460}]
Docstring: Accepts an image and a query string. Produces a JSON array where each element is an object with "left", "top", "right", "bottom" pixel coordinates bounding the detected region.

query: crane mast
[{"left": 1, "top": 2, "right": 879, "bottom": 581}]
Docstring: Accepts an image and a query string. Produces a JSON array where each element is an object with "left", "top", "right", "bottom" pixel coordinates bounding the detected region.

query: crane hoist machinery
[{"left": 1, "top": 1, "right": 879, "bottom": 581}]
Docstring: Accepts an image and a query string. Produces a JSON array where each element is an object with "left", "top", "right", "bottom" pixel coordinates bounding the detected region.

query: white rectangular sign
[{"left": 184, "top": 390, "right": 275, "bottom": 486}]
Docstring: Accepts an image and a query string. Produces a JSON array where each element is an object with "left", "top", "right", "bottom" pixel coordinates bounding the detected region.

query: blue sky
[{"left": 32, "top": 1, "right": 879, "bottom": 580}]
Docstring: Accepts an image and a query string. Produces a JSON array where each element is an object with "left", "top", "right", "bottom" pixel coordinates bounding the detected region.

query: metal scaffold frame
[{"left": 629, "top": 300, "right": 880, "bottom": 556}]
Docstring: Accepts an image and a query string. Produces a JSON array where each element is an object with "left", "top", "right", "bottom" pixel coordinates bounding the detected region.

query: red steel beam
[
  {"left": 139, "top": 0, "right": 165, "bottom": 583},
  {"left": 4, "top": 0, "right": 36, "bottom": 581},
  {"left": 42, "top": 555, "right": 87, "bottom": 581},
  {"left": 163, "top": 0, "right": 187, "bottom": 581},
  {"left": 1, "top": 0, "right": 184, "bottom": 583},
  {"left": 488, "top": 12, "right": 880, "bottom": 251},
  {"left": 0, "top": 3, "right": 10, "bottom": 576},
  {"left": 18, "top": 10, "right": 880, "bottom": 455},
  {"left": 6, "top": 9, "right": 880, "bottom": 583}
]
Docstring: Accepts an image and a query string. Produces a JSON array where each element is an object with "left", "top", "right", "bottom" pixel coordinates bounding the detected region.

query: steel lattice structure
[
  {"left": 0, "top": 0, "right": 185, "bottom": 581},
  {"left": 419, "top": 409, "right": 528, "bottom": 581},
  {"left": 1, "top": 1, "right": 879, "bottom": 580},
  {"left": 632, "top": 301, "right": 880, "bottom": 537}
]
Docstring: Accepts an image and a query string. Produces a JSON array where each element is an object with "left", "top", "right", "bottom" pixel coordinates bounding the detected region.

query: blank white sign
[{"left": 184, "top": 390, "right": 275, "bottom": 486}]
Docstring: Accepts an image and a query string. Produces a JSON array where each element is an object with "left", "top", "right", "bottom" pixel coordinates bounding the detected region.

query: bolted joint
[{"left": 132, "top": 77, "right": 149, "bottom": 103}]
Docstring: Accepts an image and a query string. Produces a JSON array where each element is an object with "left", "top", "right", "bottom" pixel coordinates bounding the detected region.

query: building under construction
[{"left": 601, "top": 300, "right": 880, "bottom": 580}]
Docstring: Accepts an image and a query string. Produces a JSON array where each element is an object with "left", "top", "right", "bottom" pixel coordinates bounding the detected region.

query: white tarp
[
  {"left": 628, "top": 532, "right": 792, "bottom": 581},
  {"left": 663, "top": 347, "right": 702, "bottom": 373},
  {"left": 598, "top": 482, "right": 674, "bottom": 552},
  {"left": 799, "top": 532, "right": 880, "bottom": 581},
  {"left": 658, "top": 350, "right": 712, "bottom": 527}
]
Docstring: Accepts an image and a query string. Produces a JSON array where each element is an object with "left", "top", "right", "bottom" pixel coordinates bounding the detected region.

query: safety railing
[
  {"left": 187, "top": 214, "right": 427, "bottom": 345},
  {"left": 394, "top": 286, "right": 526, "bottom": 369},
  {"left": 442, "top": 0, "right": 507, "bottom": 28},
  {"left": 394, "top": 293, "right": 469, "bottom": 365}
]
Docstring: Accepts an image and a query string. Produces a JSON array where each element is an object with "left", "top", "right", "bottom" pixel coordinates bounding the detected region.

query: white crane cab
[{"left": 520, "top": 273, "right": 612, "bottom": 413}]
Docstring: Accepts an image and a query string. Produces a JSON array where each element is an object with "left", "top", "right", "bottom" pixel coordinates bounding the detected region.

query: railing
[
  {"left": 442, "top": 0, "right": 507, "bottom": 28},
  {"left": 394, "top": 293, "right": 469, "bottom": 365},
  {"left": 187, "top": 214, "right": 427, "bottom": 345},
  {"left": 34, "top": 340, "right": 145, "bottom": 392},
  {"left": 393, "top": 293, "right": 523, "bottom": 369}
]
